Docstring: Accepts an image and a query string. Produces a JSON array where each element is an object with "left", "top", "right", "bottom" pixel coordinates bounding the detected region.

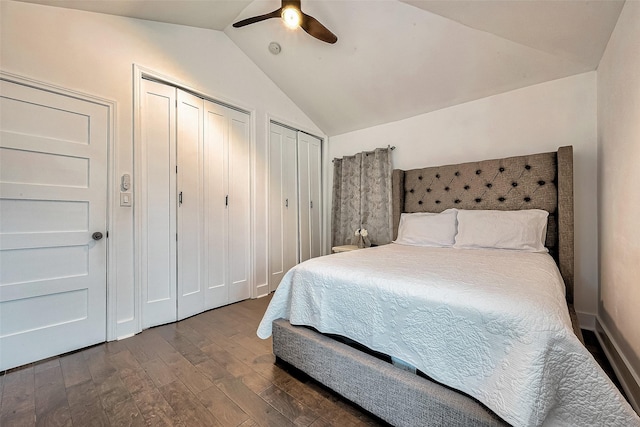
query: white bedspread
[{"left": 258, "top": 244, "right": 640, "bottom": 427}]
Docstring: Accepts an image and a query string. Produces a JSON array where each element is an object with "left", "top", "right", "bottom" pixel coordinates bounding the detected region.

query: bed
[{"left": 258, "top": 146, "right": 640, "bottom": 426}]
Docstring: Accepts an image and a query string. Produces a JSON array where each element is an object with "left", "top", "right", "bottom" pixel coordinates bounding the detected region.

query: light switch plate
[{"left": 120, "top": 192, "right": 132, "bottom": 207}]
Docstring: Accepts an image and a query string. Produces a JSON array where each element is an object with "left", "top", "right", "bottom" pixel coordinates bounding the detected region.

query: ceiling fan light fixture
[
  {"left": 233, "top": 0, "right": 337, "bottom": 44},
  {"left": 282, "top": 6, "right": 302, "bottom": 29}
]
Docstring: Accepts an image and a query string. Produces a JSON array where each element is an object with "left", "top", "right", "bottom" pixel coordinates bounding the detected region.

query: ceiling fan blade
[
  {"left": 232, "top": 9, "right": 282, "bottom": 28},
  {"left": 300, "top": 12, "right": 338, "bottom": 44}
]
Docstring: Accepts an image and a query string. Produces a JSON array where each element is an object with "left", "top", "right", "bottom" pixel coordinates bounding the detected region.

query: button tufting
[
  {"left": 455, "top": 171, "right": 460, "bottom": 176},
  {"left": 475, "top": 198, "right": 482, "bottom": 203},
  {"left": 512, "top": 182, "right": 518, "bottom": 187},
  {"left": 499, "top": 167, "right": 505, "bottom": 172},
  {"left": 436, "top": 174, "right": 440, "bottom": 179},
  {"left": 525, "top": 165, "right": 531, "bottom": 170},
  {"left": 418, "top": 200, "right": 423, "bottom": 205},
  {"left": 464, "top": 185, "right": 470, "bottom": 190},
  {"left": 476, "top": 170, "right": 482, "bottom": 175},
  {"left": 538, "top": 180, "right": 545, "bottom": 186},
  {"left": 435, "top": 200, "right": 441, "bottom": 204},
  {"left": 498, "top": 197, "right": 505, "bottom": 202},
  {"left": 418, "top": 176, "right": 423, "bottom": 180},
  {"left": 444, "top": 187, "right": 450, "bottom": 191},
  {"left": 426, "top": 188, "right": 431, "bottom": 193},
  {"left": 409, "top": 189, "right": 414, "bottom": 193},
  {"left": 486, "top": 183, "right": 492, "bottom": 188},
  {"left": 524, "top": 197, "right": 531, "bottom": 202},
  {"left": 455, "top": 199, "right": 461, "bottom": 204}
]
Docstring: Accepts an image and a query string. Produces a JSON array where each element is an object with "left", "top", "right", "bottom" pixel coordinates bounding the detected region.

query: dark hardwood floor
[
  {"left": 0, "top": 295, "right": 386, "bottom": 427},
  {"left": 0, "top": 295, "right": 624, "bottom": 426}
]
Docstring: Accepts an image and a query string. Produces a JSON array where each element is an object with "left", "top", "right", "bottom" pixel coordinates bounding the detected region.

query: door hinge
[
  {"left": 225, "top": 195, "right": 229, "bottom": 206},
  {"left": 106, "top": 231, "right": 109, "bottom": 238},
  {"left": 179, "top": 191, "right": 183, "bottom": 206},
  {"left": 285, "top": 198, "right": 288, "bottom": 208},
  {"left": 310, "top": 201, "right": 313, "bottom": 208},
  {"left": 176, "top": 233, "right": 178, "bottom": 241},
  {"left": 176, "top": 165, "right": 178, "bottom": 174}
]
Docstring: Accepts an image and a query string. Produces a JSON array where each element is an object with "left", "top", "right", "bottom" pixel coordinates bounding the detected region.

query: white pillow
[
  {"left": 394, "top": 209, "right": 458, "bottom": 247},
  {"left": 454, "top": 209, "right": 549, "bottom": 252}
]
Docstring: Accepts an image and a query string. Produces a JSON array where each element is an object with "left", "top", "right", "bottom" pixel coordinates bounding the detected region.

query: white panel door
[
  {"left": 297, "top": 135, "right": 311, "bottom": 262},
  {"left": 227, "top": 108, "right": 251, "bottom": 302},
  {"left": 139, "top": 81, "right": 250, "bottom": 323},
  {"left": 268, "top": 123, "right": 298, "bottom": 291},
  {"left": 204, "top": 101, "right": 251, "bottom": 307},
  {"left": 177, "top": 90, "right": 204, "bottom": 320},
  {"left": 306, "top": 133, "right": 323, "bottom": 259},
  {"left": 139, "top": 79, "right": 177, "bottom": 329},
  {"left": 203, "top": 100, "right": 228, "bottom": 309},
  {"left": 297, "top": 132, "right": 323, "bottom": 261},
  {"left": 0, "top": 79, "right": 107, "bottom": 370}
]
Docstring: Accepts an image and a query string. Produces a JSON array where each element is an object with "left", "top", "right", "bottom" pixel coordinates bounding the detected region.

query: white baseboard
[
  {"left": 595, "top": 317, "right": 640, "bottom": 414},
  {"left": 576, "top": 311, "right": 596, "bottom": 331}
]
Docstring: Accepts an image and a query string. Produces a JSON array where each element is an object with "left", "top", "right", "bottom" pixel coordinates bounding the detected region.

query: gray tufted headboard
[{"left": 392, "top": 146, "right": 574, "bottom": 303}]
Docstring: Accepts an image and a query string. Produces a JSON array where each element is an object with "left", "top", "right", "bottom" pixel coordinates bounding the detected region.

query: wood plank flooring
[
  {"left": 0, "top": 295, "right": 385, "bottom": 427},
  {"left": 0, "top": 295, "right": 625, "bottom": 427}
]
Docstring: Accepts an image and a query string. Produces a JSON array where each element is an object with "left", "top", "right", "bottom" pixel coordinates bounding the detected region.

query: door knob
[{"left": 92, "top": 232, "right": 104, "bottom": 241}]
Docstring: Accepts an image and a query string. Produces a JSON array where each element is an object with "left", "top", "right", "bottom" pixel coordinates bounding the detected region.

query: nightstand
[{"left": 331, "top": 245, "right": 360, "bottom": 253}]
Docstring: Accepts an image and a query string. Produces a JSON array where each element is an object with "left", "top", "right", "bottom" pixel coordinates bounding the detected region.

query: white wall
[
  {"left": 597, "top": 0, "right": 640, "bottom": 384},
  {"left": 329, "top": 72, "right": 598, "bottom": 318},
  {"left": 0, "top": 0, "right": 322, "bottom": 338}
]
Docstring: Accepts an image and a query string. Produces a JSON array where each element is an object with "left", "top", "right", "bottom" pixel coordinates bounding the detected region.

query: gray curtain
[{"left": 331, "top": 147, "right": 393, "bottom": 247}]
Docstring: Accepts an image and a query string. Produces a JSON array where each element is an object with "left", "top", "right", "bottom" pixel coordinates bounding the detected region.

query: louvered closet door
[
  {"left": 297, "top": 132, "right": 322, "bottom": 261},
  {"left": 139, "top": 79, "right": 177, "bottom": 329},
  {"left": 176, "top": 90, "right": 204, "bottom": 320},
  {"left": 268, "top": 123, "right": 298, "bottom": 292}
]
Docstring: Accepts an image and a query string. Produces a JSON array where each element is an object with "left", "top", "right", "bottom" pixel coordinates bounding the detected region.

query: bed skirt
[{"left": 272, "top": 318, "right": 508, "bottom": 427}]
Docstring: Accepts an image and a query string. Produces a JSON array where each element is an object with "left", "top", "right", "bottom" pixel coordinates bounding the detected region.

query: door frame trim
[{"left": 0, "top": 70, "right": 118, "bottom": 341}]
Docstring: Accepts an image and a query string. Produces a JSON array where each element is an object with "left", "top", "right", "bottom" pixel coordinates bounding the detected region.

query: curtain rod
[{"left": 332, "top": 145, "right": 395, "bottom": 162}]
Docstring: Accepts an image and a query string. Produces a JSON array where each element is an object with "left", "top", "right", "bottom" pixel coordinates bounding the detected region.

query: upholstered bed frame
[
  {"left": 273, "top": 146, "right": 578, "bottom": 426},
  {"left": 392, "top": 146, "right": 575, "bottom": 304}
]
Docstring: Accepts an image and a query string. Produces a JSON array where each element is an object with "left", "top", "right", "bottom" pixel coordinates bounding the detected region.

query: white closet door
[
  {"left": 203, "top": 100, "right": 229, "bottom": 309},
  {"left": 227, "top": 108, "right": 251, "bottom": 302},
  {"left": 282, "top": 134, "right": 299, "bottom": 269},
  {"left": 139, "top": 81, "right": 250, "bottom": 324},
  {"left": 204, "top": 101, "right": 251, "bottom": 307},
  {"left": 268, "top": 123, "right": 298, "bottom": 291},
  {"left": 176, "top": 90, "right": 204, "bottom": 320},
  {"left": 297, "top": 132, "right": 323, "bottom": 261},
  {"left": 140, "top": 79, "right": 177, "bottom": 328},
  {"left": 0, "top": 79, "right": 108, "bottom": 370},
  {"left": 297, "top": 135, "right": 311, "bottom": 262},
  {"left": 307, "top": 134, "right": 323, "bottom": 259}
]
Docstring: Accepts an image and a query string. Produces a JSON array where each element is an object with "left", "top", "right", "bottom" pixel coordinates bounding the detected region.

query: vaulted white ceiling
[{"left": 15, "top": 0, "right": 624, "bottom": 136}]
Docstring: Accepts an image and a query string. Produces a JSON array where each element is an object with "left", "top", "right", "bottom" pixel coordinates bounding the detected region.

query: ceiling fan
[{"left": 232, "top": 0, "right": 338, "bottom": 44}]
